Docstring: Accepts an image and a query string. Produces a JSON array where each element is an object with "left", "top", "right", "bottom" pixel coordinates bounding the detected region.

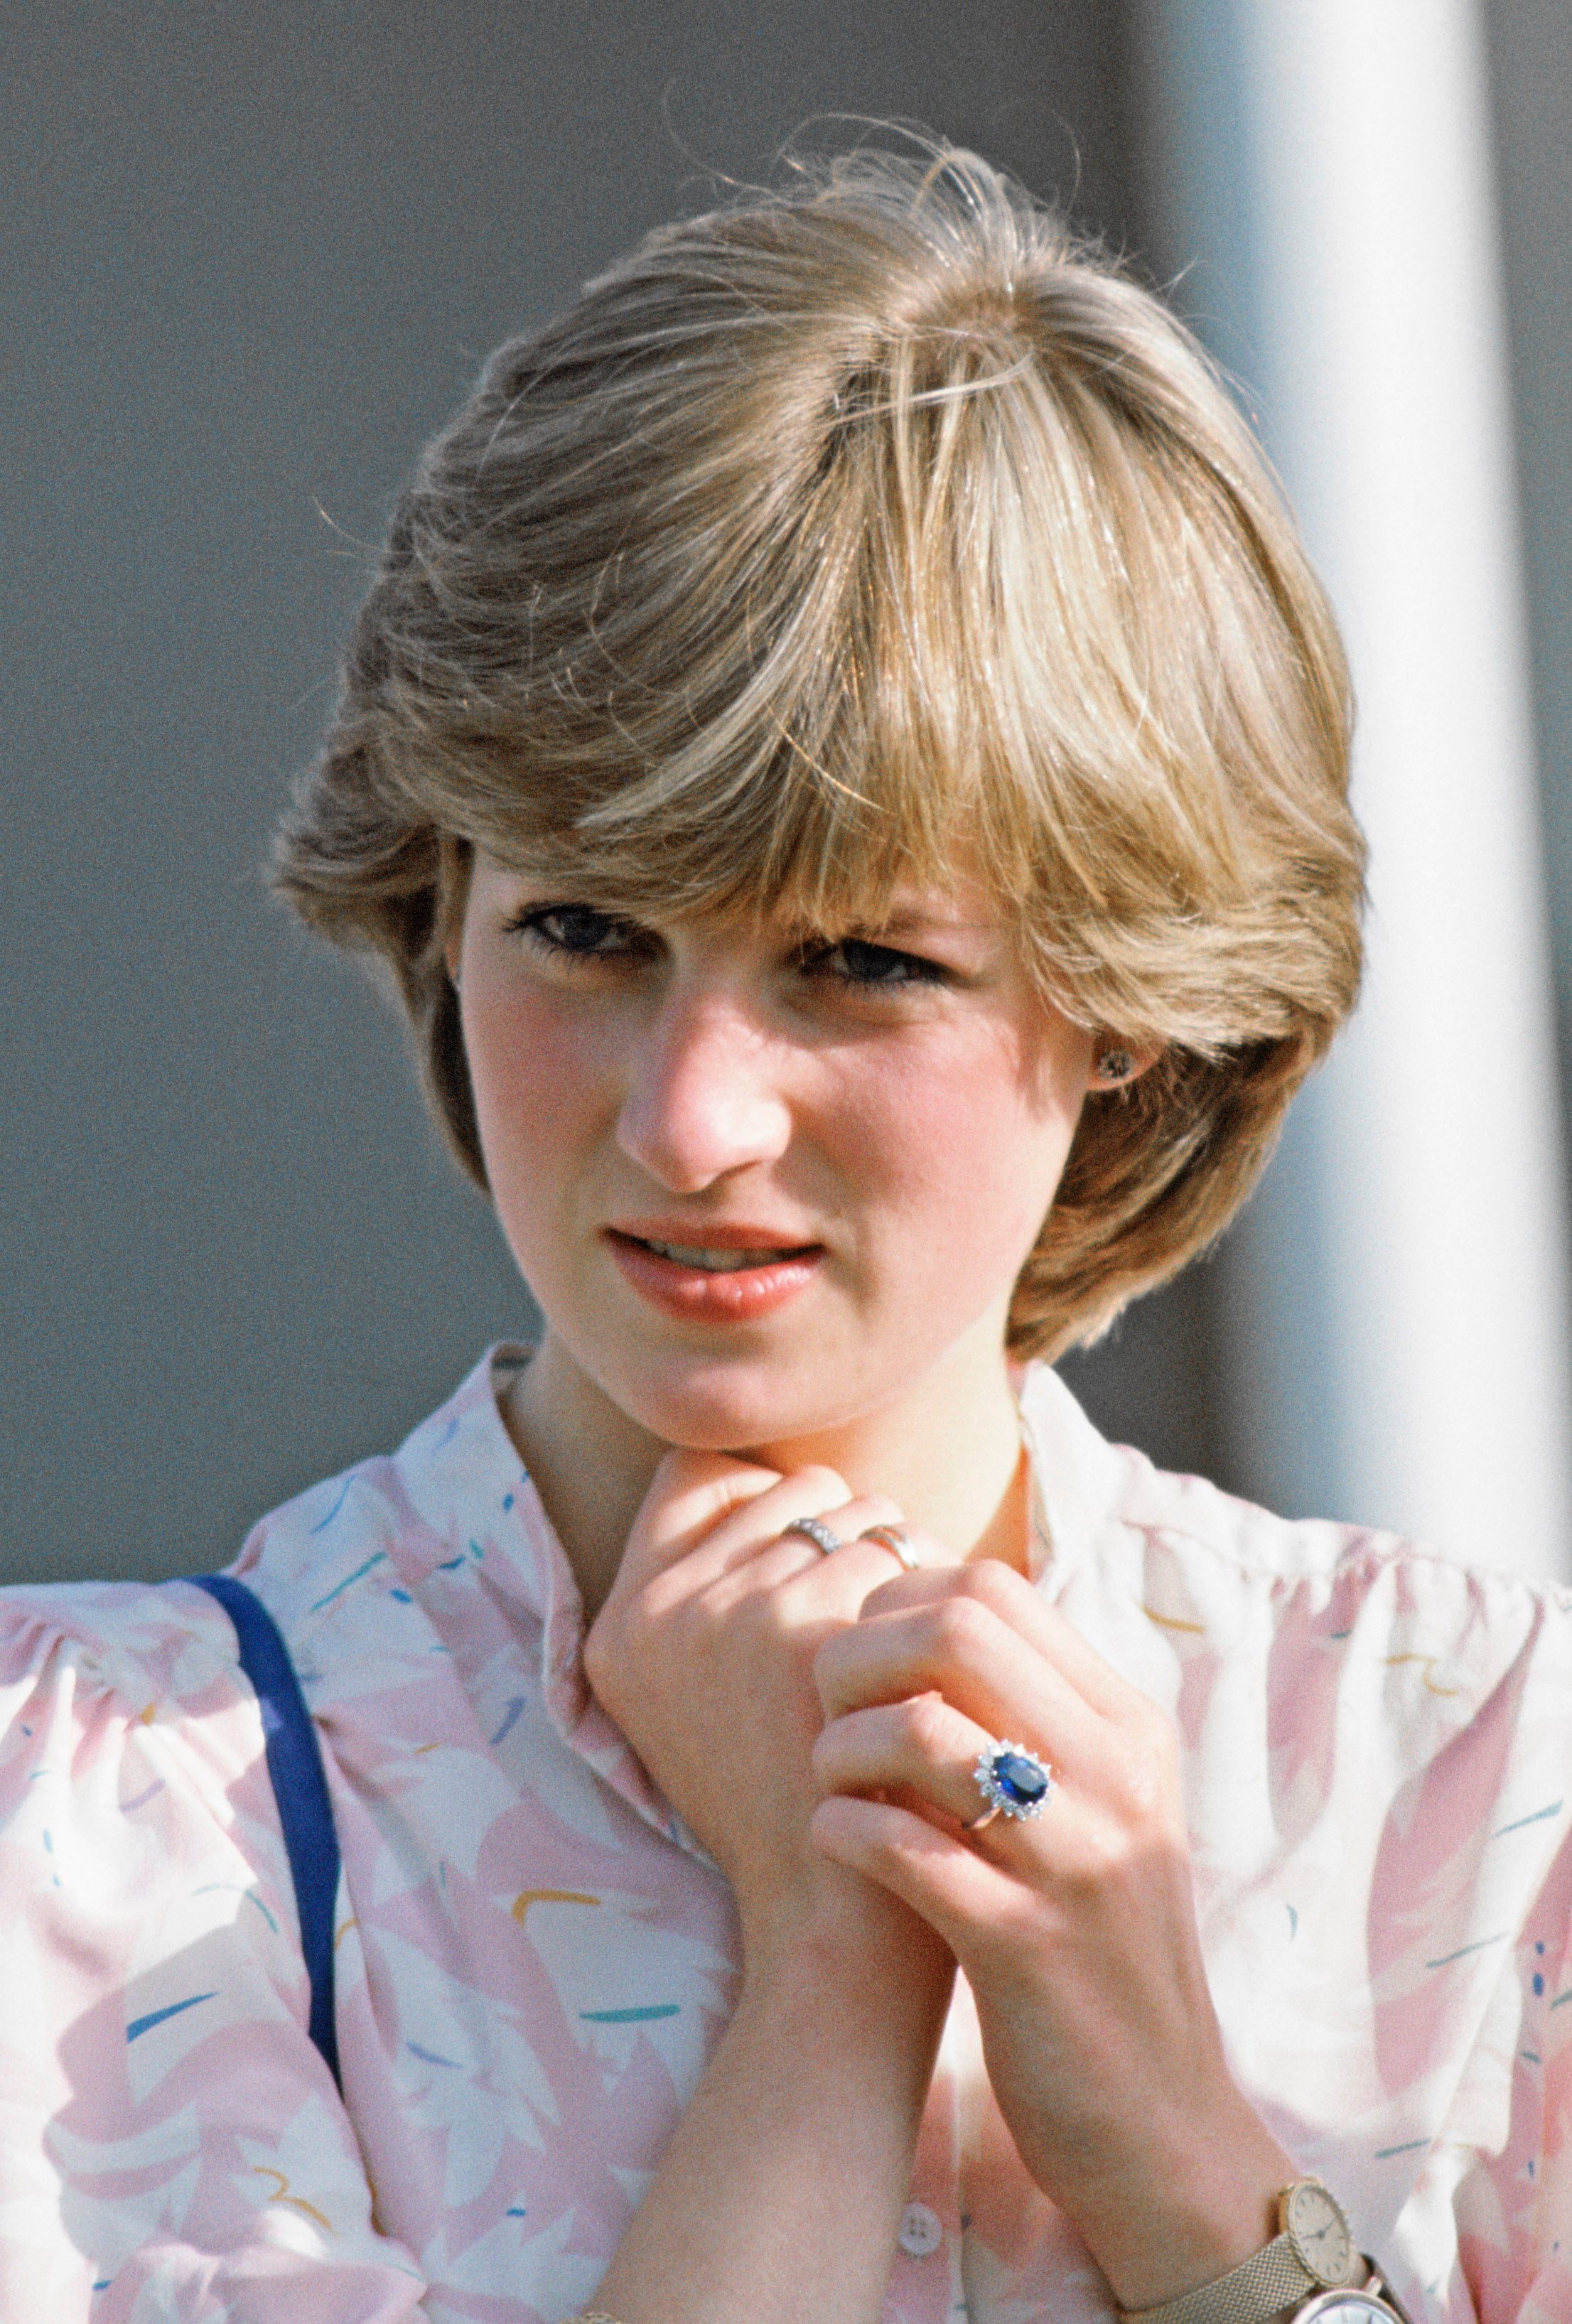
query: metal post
[{"left": 1131, "top": 0, "right": 1571, "bottom": 1577}]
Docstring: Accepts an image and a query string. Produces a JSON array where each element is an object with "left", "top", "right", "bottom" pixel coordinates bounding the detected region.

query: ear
[{"left": 1085, "top": 1043, "right": 1160, "bottom": 1093}]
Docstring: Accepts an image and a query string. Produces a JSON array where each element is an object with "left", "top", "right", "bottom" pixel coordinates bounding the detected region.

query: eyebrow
[
  {"left": 775, "top": 910, "right": 984, "bottom": 949},
  {"left": 860, "top": 909, "right": 990, "bottom": 939}
]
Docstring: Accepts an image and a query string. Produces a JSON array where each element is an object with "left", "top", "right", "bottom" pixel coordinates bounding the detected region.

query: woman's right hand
[
  {"left": 583, "top": 1448, "right": 953, "bottom": 1986},
  {"left": 583, "top": 1456, "right": 959, "bottom": 2324}
]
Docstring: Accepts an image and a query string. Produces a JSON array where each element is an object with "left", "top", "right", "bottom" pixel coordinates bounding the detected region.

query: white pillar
[{"left": 1134, "top": 0, "right": 1572, "bottom": 1578}]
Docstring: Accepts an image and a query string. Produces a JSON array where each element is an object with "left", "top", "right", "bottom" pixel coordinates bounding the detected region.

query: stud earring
[{"left": 1095, "top": 1048, "right": 1135, "bottom": 1084}]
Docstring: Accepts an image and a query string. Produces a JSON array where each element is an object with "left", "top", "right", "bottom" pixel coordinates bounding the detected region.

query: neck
[{"left": 502, "top": 1319, "right": 1030, "bottom": 1621}]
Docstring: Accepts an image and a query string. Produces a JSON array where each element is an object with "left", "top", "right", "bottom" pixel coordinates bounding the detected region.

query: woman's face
[{"left": 454, "top": 851, "right": 1100, "bottom": 1451}]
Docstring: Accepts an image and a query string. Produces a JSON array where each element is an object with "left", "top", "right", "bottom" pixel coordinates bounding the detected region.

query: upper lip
[{"left": 607, "top": 1219, "right": 823, "bottom": 1252}]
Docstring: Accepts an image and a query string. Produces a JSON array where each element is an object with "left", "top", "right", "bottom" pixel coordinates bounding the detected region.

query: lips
[{"left": 604, "top": 1225, "right": 824, "bottom": 1323}]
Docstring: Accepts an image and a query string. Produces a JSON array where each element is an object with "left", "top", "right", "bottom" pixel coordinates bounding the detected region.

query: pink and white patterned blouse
[{"left": 3, "top": 1347, "right": 1571, "bottom": 2323}]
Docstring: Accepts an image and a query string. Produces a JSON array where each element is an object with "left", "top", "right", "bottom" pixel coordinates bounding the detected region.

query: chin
[{"left": 598, "top": 1349, "right": 875, "bottom": 1458}]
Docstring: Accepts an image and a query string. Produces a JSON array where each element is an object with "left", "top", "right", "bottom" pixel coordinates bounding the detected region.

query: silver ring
[
  {"left": 780, "top": 1514, "right": 844, "bottom": 1557},
  {"left": 963, "top": 1739, "right": 1054, "bottom": 1831},
  {"left": 858, "top": 1523, "right": 920, "bottom": 1572}
]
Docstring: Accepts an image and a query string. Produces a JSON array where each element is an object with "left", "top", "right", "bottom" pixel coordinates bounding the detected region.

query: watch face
[
  {"left": 1298, "top": 2296, "right": 1401, "bottom": 2324},
  {"left": 1283, "top": 2180, "right": 1355, "bottom": 2286}
]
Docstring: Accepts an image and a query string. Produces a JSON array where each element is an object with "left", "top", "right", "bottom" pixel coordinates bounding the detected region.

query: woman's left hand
[{"left": 808, "top": 1556, "right": 1298, "bottom": 2311}]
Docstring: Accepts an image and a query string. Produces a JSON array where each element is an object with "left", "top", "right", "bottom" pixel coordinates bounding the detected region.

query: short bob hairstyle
[{"left": 276, "top": 141, "right": 1363, "bottom": 1362}]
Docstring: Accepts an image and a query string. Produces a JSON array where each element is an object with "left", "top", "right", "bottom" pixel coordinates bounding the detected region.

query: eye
[
  {"left": 507, "top": 903, "right": 657, "bottom": 964},
  {"left": 805, "top": 937, "right": 951, "bottom": 989}
]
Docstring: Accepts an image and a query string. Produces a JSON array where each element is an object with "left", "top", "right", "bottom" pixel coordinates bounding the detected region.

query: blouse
[{"left": 2, "top": 1345, "right": 1571, "bottom": 2323}]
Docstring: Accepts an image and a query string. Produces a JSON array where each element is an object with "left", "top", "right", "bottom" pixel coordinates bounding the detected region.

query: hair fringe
[{"left": 274, "top": 134, "right": 1363, "bottom": 1358}]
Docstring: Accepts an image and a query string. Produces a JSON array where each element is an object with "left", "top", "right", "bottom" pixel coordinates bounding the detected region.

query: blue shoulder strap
[{"left": 190, "top": 1572, "right": 343, "bottom": 2092}]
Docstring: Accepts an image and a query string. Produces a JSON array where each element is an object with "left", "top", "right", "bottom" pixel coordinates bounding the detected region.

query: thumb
[{"left": 615, "top": 1446, "right": 786, "bottom": 1591}]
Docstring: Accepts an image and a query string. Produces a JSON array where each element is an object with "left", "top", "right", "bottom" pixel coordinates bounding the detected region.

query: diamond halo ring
[{"left": 963, "top": 1739, "right": 1055, "bottom": 1832}]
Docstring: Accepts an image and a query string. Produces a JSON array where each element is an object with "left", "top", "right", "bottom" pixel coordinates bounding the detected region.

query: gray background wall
[
  {"left": 4, "top": 0, "right": 1168, "bottom": 1586},
  {"left": 5, "top": 3, "right": 1566, "bottom": 1585}
]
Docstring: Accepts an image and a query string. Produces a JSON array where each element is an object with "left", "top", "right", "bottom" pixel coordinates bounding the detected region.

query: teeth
[{"left": 642, "top": 1237, "right": 798, "bottom": 1273}]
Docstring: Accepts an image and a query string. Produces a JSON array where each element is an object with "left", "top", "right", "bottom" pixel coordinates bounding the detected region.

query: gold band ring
[{"left": 858, "top": 1522, "right": 921, "bottom": 1572}]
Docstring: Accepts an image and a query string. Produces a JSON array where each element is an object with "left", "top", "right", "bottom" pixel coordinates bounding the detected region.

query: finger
[
  {"left": 812, "top": 1593, "right": 1102, "bottom": 1773},
  {"left": 634, "top": 1463, "right": 863, "bottom": 1605},
  {"left": 853, "top": 1557, "right": 1147, "bottom": 1724},
  {"left": 809, "top": 1792, "right": 1013, "bottom": 1952},
  {"left": 716, "top": 1492, "right": 908, "bottom": 1605},
  {"left": 841, "top": 1516, "right": 947, "bottom": 1579},
  {"left": 812, "top": 1694, "right": 996, "bottom": 1828},
  {"left": 768, "top": 1490, "right": 905, "bottom": 1561},
  {"left": 615, "top": 1448, "right": 788, "bottom": 1591}
]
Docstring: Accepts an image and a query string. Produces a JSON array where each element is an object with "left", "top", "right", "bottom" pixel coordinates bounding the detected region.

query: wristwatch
[{"left": 1119, "top": 2180, "right": 1412, "bottom": 2324}]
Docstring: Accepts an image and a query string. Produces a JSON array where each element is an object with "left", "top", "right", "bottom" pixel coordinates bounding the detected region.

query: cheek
[
  {"left": 463, "top": 989, "right": 611, "bottom": 1195},
  {"left": 831, "top": 1023, "right": 1083, "bottom": 1269}
]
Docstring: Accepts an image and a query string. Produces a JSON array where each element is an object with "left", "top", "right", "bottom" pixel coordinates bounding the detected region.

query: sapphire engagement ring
[{"left": 964, "top": 1740, "right": 1055, "bottom": 1831}]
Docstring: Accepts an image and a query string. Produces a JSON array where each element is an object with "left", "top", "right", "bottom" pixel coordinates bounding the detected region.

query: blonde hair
[{"left": 276, "top": 141, "right": 1363, "bottom": 1360}]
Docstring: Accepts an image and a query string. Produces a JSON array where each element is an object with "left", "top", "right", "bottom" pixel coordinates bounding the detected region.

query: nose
[{"left": 615, "top": 984, "right": 795, "bottom": 1193}]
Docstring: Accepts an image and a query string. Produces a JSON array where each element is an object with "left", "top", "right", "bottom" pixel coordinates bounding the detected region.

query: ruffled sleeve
[
  {"left": 1437, "top": 1819, "right": 1572, "bottom": 2320},
  {"left": 1369, "top": 1578, "right": 1572, "bottom": 2321},
  {"left": 0, "top": 1579, "right": 431, "bottom": 2322}
]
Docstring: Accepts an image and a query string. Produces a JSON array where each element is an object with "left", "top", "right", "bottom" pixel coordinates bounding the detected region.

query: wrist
[
  {"left": 1067, "top": 2097, "right": 1296, "bottom": 2311},
  {"left": 738, "top": 1864, "right": 951, "bottom": 2001},
  {"left": 738, "top": 1897, "right": 953, "bottom": 2042},
  {"left": 1118, "top": 2180, "right": 1390, "bottom": 2324}
]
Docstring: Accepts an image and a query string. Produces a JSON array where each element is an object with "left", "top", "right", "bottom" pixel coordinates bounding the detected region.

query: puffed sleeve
[
  {"left": 0, "top": 1580, "right": 431, "bottom": 2322},
  {"left": 1434, "top": 1815, "right": 1572, "bottom": 2322}
]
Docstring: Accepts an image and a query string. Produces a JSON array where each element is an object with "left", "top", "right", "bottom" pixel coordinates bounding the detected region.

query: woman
[{"left": 4, "top": 145, "right": 1568, "bottom": 2324}]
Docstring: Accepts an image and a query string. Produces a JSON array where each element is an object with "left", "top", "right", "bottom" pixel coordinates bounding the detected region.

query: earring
[{"left": 1095, "top": 1048, "right": 1135, "bottom": 1085}]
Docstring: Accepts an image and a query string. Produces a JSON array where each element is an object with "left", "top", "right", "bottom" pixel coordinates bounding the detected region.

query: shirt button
[{"left": 898, "top": 2202, "right": 944, "bottom": 2258}]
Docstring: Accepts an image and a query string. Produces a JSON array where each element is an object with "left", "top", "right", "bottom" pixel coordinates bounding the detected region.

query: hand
[
  {"left": 583, "top": 1451, "right": 955, "bottom": 1991},
  {"left": 808, "top": 1559, "right": 1296, "bottom": 2308},
  {"left": 580, "top": 1468, "right": 958, "bottom": 2324}
]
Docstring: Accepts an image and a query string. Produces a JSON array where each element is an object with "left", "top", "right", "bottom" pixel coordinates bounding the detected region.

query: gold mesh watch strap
[{"left": 1119, "top": 2232, "right": 1320, "bottom": 2324}]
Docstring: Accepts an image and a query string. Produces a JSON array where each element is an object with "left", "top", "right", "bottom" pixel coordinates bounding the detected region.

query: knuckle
[
  {"left": 932, "top": 1594, "right": 994, "bottom": 1661},
  {"left": 957, "top": 1557, "right": 1017, "bottom": 1612},
  {"left": 793, "top": 1464, "right": 851, "bottom": 1505},
  {"left": 897, "top": 1690, "right": 952, "bottom": 1756},
  {"left": 1067, "top": 1819, "right": 1136, "bottom": 1894},
  {"left": 1130, "top": 1689, "right": 1175, "bottom": 1743},
  {"left": 1093, "top": 1728, "right": 1168, "bottom": 1823},
  {"left": 1129, "top": 1706, "right": 1180, "bottom": 1785}
]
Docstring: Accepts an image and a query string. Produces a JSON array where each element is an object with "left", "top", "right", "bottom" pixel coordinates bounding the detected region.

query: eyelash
[
  {"left": 506, "top": 905, "right": 655, "bottom": 964},
  {"left": 802, "top": 936, "right": 950, "bottom": 990},
  {"left": 505, "top": 906, "right": 951, "bottom": 990}
]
